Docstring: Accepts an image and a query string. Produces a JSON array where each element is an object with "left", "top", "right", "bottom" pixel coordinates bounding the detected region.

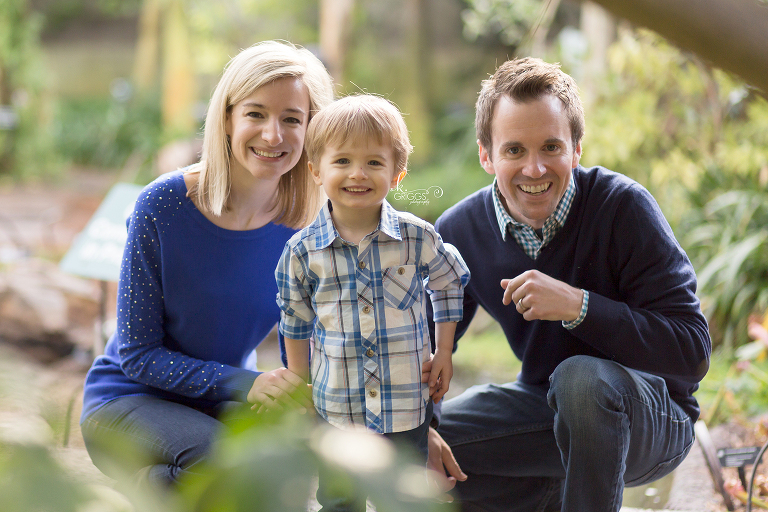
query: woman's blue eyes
[{"left": 246, "top": 112, "right": 302, "bottom": 124}]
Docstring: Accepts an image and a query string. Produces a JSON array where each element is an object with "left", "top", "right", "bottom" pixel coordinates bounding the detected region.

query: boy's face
[{"left": 310, "top": 137, "right": 402, "bottom": 218}]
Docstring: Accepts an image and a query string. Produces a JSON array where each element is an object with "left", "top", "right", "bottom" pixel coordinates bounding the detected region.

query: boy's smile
[{"left": 310, "top": 138, "right": 402, "bottom": 240}]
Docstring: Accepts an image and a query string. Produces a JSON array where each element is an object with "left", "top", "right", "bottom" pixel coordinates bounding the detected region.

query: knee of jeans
[{"left": 548, "top": 356, "right": 625, "bottom": 420}]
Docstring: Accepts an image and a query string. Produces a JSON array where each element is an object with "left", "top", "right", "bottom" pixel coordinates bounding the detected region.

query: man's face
[{"left": 479, "top": 94, "right": 582, "bottom": 230}]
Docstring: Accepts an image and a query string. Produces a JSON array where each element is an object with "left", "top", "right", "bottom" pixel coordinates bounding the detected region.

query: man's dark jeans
[{"left": 438, "top": 355, "right": 694, "bottom": 512}]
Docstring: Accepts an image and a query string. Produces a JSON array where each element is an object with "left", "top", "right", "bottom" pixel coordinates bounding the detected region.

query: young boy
[{"left": 275, "top": 94, "right": 469, "bottom": 510}]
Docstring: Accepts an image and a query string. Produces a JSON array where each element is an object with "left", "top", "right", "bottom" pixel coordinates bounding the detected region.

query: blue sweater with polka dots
[{"left": 81, "top": 170, "right": 296, "bottom": 421}]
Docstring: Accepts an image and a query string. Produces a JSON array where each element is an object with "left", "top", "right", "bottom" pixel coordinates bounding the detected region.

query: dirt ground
[{"left": 0, "top": 168, "right": 748, "bottom": 512}]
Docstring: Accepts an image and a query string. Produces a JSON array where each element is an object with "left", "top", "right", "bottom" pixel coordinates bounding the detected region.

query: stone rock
[{"left": 0, "top": 258, "right": 102, "bottom": 363}]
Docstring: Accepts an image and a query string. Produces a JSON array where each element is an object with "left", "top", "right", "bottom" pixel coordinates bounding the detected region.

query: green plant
[
  {"left": 680, "top": 165, "right": 768, "bottom": 351},
  {"left": 697, "top": 313, "right": 768, "bottom": 425}
]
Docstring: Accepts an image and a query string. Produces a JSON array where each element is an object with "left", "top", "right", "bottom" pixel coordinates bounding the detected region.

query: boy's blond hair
[
  {"left": 305, "top": 94, "right": 413, "bottom": 174},
  {"left": 187, "top": 40, "right": 334, "bottom": 229}
]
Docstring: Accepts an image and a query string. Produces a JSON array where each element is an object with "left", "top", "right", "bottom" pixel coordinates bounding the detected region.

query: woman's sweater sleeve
[{"left": 115, "top": 192, "right": 258, "bottom": 403}]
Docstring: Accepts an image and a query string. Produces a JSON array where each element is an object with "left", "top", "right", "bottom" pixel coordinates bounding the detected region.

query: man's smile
[{"left": 519, "top": 183, "right": 551, "bottom": 195}]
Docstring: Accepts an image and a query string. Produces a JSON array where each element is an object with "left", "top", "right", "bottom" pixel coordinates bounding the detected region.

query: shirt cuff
[
  {"left": 279, "top": 317, "right": 315, "bottom": 340},
  {"left": 562, "top": 290, "right": 589, "bottom": 330},
  {"left": 428, "top": 291, "right": 464, "bottom": 323}
]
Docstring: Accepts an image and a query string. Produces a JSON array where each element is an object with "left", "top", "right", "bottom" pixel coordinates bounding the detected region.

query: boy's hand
[{"left": 428, "top": 349, "right": 453, "bottom": 403}]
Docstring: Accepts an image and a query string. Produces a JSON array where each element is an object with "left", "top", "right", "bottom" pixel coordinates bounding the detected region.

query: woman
[{"left": 80, "top": 40, "right": 334, "bottom": 488}]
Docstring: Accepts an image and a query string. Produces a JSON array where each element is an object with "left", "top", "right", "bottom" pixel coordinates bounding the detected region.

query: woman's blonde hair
[
  {"left": 305, "top": 94, "right": 413, "bottom": 174},
  {"left": 188, "top": 40, "right": 334, "bottom": 228}
]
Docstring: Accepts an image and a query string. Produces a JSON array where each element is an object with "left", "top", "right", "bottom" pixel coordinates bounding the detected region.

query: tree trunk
[
  {"left": 402, "top": 0, "right": 432, "bottom": 161},
  {"left": 579, "top": 1, "right": 616, "bottom": 106},
  {"left": 577, "top": 0, "right": 768, "bottom": 96},
  {"left": 529, "top": 0, "right": 562, "bottom": 58},
  {"left": 132, "top": 0, "right": 162, "bottom": 93},
  {"left": 161, "top": 0, "right": 195, "bottom": 138},
  {"left": 319, "top": 0, "right": 355, "bottom": 84}
]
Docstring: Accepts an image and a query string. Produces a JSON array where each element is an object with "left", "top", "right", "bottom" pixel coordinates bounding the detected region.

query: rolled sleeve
[
  {"left": 423, "top": 228, "right": 470, "bottom": 323},
  {"left": 275, "top": 244, "right": 316, "bottom": 340}
]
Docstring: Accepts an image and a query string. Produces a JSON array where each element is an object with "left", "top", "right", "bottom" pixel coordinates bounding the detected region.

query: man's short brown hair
[{"left": 475, "top": 57, "right": 585, "bottom": 154}]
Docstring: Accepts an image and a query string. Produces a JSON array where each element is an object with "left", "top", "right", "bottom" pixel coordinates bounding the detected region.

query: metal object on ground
[{"left": 694, "top": 420, "right": 736, "bottom": 511}]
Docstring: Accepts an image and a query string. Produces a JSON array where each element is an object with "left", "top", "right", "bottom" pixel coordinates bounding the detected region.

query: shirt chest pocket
[{"left": 381, "top": 264, "right": 422, "bottom": 310}]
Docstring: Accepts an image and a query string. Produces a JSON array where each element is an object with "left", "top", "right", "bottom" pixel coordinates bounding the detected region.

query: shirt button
[
  {"left": 362, "top": 305, "right": 371, "bottom": 314},
  {"left": 369, "top": 389, "right": 377, "bottom": 398},
  {"left": 366, "top": 348, "right": 374, "bottom": 357},
  {"left": 397, "top": 266, "right": 405, "bottom": 275},
  {"left": 359, "top": 260, "right": 366, "bottom": 269}
]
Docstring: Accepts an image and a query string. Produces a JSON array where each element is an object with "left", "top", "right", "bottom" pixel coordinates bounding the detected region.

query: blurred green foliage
[
  {"left": 461, "top": 0, "right": 545, "bottom": 46},
  {"left": 52, "top": 91, "right": 163, "bottom": 173},
  {"left": 681, "top": 169, "right": 768, "bottom": 351},
  {"left": 0, "top": 408, "right": 453, "bottom": 512},
  {"left": 0, "top": 0, "right": 60, "bottom": 179}
]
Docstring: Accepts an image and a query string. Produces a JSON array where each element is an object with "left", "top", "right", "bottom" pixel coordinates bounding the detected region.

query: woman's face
[{"left": 226, "top": 76, "right": 311, "bottom": 183}]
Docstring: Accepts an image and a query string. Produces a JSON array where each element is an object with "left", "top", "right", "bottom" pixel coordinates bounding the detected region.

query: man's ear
[
  {"left": 391, "top": 169, "right": 407, "bottom": 189},
  {"left": 571, "top": 141, "right": 583, "bottom": 169},
  {"left": 478, "top": 141, "right": 495, "bottom": 176},
  {"left": 308, "top": 161, "right": 322, "bottom": 185}
]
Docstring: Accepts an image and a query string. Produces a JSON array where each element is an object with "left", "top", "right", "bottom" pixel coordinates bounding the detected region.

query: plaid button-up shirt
[{"left": 276, "top": 200, "right": 470, "bottom": 433}]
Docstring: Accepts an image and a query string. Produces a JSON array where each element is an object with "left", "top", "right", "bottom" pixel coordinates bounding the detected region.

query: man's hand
[
  {"left": 501, "top": 270, "right": 583, "bottom": 322},
  {"left": 247, "top": 367, "right": 313, "bottom": 413},
  {"left": 426, "top": 426, "right": 467, "bottom": 502}
]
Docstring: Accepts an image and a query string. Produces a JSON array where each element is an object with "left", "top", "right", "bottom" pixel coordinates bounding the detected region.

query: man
[{"left": 424, "top": 57, "right": 711, "bottom": 512}]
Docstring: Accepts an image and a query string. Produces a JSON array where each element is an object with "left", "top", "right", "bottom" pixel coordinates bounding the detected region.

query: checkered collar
[
  {"left": 312, "top": 199, "right": 403, "bottom": 249},
  {"left": 491, "top": 175, "right": 576, "bottom": 241}
]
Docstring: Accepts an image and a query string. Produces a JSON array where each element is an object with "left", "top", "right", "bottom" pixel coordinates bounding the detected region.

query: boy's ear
[
  {"left": 308, "top": 161, "right": 322, "bottom": 185},
  {"left": 391, "top": 169, "right": 407, "bottom": 189}
]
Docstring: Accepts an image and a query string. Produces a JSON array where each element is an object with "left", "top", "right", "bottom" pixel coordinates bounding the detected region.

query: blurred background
[{"left": 1, "top": 0, "right": 768, "bottom": 509}]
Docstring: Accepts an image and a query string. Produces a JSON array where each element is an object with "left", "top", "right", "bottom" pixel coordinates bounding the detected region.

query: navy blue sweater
[{"left": 434, "top": 166, "right": 710, "bottom": 421}]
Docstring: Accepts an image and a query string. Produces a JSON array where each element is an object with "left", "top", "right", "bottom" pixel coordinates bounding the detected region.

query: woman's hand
[{"left": 247, "top": 367, "right": 313, "bottom": 413}]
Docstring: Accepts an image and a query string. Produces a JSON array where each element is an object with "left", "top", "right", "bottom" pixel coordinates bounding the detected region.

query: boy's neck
[{"left": 329, "top": 201, "right": 382, "bottom": 245}]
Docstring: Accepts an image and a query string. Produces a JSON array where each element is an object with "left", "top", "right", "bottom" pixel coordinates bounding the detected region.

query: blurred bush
[
  {"left": 52, "top": 89, "right": 163, "bottom": 173},
  {"left": 0, "top": 0, "right": 60, "bottom": 179},
  {"left": 681, "top": 166, "right": 768, "bottom": 351}
]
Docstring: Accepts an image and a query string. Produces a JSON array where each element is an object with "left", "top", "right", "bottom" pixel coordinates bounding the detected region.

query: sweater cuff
[
  {"left": 562, "top": 290, "right": 589, "bottom": 330},
  {"left": 223, "top": 369, "right": 261, "bottom": 402}
]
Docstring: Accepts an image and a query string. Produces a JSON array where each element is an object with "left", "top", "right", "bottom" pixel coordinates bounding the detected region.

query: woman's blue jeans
[
  {"left": 438, "top": 355, "right": 695, "bottom": 512},
  {"left": 80, "top": 395, "right": 226, "bottom": 488}
]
